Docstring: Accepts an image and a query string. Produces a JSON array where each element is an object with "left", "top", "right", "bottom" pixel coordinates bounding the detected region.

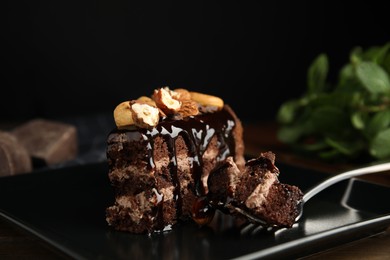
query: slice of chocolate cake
[
  {"left": 105, "top": 87, "right": 303, "bottom": 233},
  {"left": 208, "top": 151, "right": 303, "bottom": 228},
  {"left": 106, "top": 87, "right": 245, "bottom": 233}
]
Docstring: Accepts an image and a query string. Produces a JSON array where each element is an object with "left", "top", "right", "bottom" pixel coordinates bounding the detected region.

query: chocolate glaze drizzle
[{"left": 113, "top": 107, "right": 237, "bottom": 230}]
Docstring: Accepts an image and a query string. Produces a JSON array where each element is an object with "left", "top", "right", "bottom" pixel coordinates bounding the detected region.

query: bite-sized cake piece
[
  {"left": 0, "top": 131, "right": 32, "bottom": 176},
  {"left": 208, "top": 151, "right": 303, "bottom": 228},
  {"left": 207, "top": 156, "right": 241, "bottom": 205},
  {"left": 106, "top": 87, "right": 245, "bottom": 234},
  {"left": 12, "top": 119, "right": 78, "bottom": 167}
]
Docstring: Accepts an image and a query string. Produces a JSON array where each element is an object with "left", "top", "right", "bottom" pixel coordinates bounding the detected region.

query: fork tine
[{"left": 240, "top": 223, "right": 255, "bottom": 235}]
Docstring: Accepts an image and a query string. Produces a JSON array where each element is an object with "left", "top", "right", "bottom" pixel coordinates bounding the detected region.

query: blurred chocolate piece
[
  {"left": 0, "top": 131, "right": 32, "bottom": 176},
  {"left": 12, "top": 119, "right": 78, "bottom": 167}
]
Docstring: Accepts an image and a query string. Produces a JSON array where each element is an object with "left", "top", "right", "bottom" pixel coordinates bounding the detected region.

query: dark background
[{"left": 2, "top": 1, "right": 389, "bottom": 124}]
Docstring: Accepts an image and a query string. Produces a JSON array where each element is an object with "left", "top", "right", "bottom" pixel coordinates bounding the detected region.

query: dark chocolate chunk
[
  {"left": 12, "top": 119, "right": 78, "bottom": 167},
  {"left": 0, "top": 131, "right": 32, "bottom": 176}
]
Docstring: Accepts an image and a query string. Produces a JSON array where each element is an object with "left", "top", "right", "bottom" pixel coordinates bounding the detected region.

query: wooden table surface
[{"left": 0, "top": 121, "right": 389, "bottom": 259}]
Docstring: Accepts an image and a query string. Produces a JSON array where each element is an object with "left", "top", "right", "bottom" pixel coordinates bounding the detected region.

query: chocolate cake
[
  {"left": 105, "top": 87, "right": 303, "bottom": 233},
  {"left": 106, "top": 87, "right": 245, "bottom": 233},
  {"left": 208, "top": 152, "right": 303, "bottom": 228}
]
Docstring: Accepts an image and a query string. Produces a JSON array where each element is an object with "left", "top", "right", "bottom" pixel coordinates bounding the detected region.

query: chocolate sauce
[
  {"left": 151, "top": 188, "right": 166, "bottom": 231},
  {"left": 191, "top": 196, "right": 215, "bottom": 226},
  {"left": 112, "top": 107, "right": 237, "bottom": 228},
  {"left": 246, "top": 156, "right": 278, "bottom": 173}
]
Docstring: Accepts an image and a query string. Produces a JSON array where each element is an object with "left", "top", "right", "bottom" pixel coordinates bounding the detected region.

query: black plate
[{"left": 0, "top": 162, "right": 389, "bottom": 260}]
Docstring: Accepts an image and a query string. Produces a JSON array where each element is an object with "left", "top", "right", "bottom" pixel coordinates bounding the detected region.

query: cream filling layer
[{"left": 245, "top": 172, "right": 276, "bottom": 209}]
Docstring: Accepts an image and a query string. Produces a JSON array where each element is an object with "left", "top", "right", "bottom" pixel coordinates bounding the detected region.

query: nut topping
[
  {"left": 190, "top": 91, "right": 224, "bottom": 110},
  {"left": 113, "top": 101, "right": 134, "bottom": 128},
  {"left": 172, "top": 88, "right": 192, "bottom": 100},
  {"left": 136, "top": 96, "right": 156, "bottom": 106},
  {"left": 130, "top": 101, "right": 160, "bottom": 128},
  {"left": 177, "top": 99, "right": 199, "bottom": 117},
  {"left": 113, "top": 87, "right": 225, "bottom": 129},
  {"left": 152, "top": 87, "right": 182, "bottom": 115}
]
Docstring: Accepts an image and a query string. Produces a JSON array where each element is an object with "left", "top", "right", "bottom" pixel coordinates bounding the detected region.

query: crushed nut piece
[
  {"left": 178, "top": 99, "right": 199, "bottom": 117},
  {"left": 152, "top": 87, "right": 182, "bottom": 115},
  {"left": 130, "top": 101, "right": 160, "bottom": 128},
  {"left": 136, "top": 96, "right": 167, "bottom": 117}
]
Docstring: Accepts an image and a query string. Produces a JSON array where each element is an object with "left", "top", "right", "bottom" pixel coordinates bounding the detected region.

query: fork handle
[{"left": 303, "top": 161, "right": 390, "bottom": 203}]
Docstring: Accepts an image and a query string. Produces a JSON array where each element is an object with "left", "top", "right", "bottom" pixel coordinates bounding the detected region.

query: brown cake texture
[
  {"left": 106, "top": 87, "right": 245, "bottom": 233},
  {"left": 208, "top": 151, "right": 303, "bottom": 228},
  {"left": 105, "top": 87, "right": 303, "bottom": 234}
]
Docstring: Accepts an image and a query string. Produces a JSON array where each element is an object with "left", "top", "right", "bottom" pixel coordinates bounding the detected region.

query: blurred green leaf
[
  {"left": 307, "top": 54, "right": 328, "bottom": 95},
  {"left": 356, "top": 61, "right": 390, "bottom": 94},
  {"left": 318, "top": 149, "right": 342, "bottom": 160},
  {"left": 383, "top": 52, "right": 390, "bottom": 74},
  {"left": 365, "top": 109, "right": 390, "bottom": 137},
  {"left": 277, "top": 124, "right": 308, "bottom": 144},
  {"left": 309, "top": 106, "right": 349, "bottom": 134},
  {"left": 362, "top": 43, "right": 390, "bottom": 64},
  {"left": 299, "top": 140, "right": 329, "bottom": 152},
  {"left": 325, "top": 137, "right": 363, "bottom": 157},
  {"left": 351, "top": 111, "right": 366, "bottom": 130},
  {"left": 276, "top": 42, "right": 390, "bottom": 162},
  {"left": 276, "top": 99, "right": 301, "bottom": 124},
  {"left": 337, "top": 64, "right": 355, "bottom": 90},
  {"left": 370, "top": 128, "right": 390, "bottom": 159},
  {"left": 350, "top": 46, "right": 363, "bottom": 65}
]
